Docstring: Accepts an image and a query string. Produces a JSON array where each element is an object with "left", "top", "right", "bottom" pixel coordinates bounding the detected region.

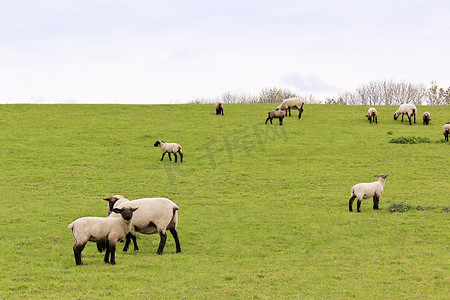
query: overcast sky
[{"left": 0, "top": 0, "right": 449, "bottom": 104}]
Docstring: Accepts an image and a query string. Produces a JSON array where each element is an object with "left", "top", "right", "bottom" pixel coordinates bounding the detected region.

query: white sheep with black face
[
  {"left": 154, "top": 140, "right": 183, "bottom": 163},
  {"left": 349, "top": 174, "right": 388, "bottom": 213},
  {"left": 443, "top": 123, "right": 450, "bottom": 141},
  {"left": 100, "top": 195, "right": 181, "bottom": 255},
  {"left": 68, "top": 206, "right": 138, "bottom": 265},
  {"left": 393, "top": 104, "right": 417, "bottom": 125},
  {"left": 276, "top": 97, "right": 305, "bottom": 119},
  {"left": 366, "top": 107, "right": 378, "bottom": 124}
]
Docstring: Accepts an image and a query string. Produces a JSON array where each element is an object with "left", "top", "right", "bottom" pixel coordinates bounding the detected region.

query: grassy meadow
[{"left": 0, "top": 103, "right": 449, "bottom": 299}]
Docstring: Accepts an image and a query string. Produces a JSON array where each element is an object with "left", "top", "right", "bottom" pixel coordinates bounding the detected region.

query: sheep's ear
[
  {"left": 112, "top": 208, "right": 122, "bottom": 214},
  {"left": 131, "top": 207, "right": 138, "bottom": 212}
]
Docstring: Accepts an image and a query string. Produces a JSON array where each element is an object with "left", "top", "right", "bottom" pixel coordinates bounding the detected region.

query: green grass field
[{"left": 1, "top": 103, "right": 449, "bottom": 299}]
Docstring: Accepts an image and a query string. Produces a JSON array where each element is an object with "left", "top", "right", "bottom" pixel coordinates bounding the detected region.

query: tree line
[{"left": 190, "top": 80, "right": 449, "bottom": 105}]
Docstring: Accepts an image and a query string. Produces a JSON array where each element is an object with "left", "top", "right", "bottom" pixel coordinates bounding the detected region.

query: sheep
[
  {"left": 349, "top": 174, "right": 388, "bottom": 213},
  {"left": 443, "top": 123, "right": 450, "bottom": 141},
  {"left": 366, "top": 107, "right": 378, "bottom": 124},
  {"left": 265, "top": 109, "right": 286, "bottom": 125},
  {"left": 276, "top": 97, "right": 305, "bottom": 119},
  {"left": 154, "top": 140, "right": 183, "bottom": 163},
  {"left": 68, "top": 206, "right": 138, "bottom": 265},
  {"left": 215, "top": 101, "right": 224, "bottom": 115},
  {"left": 422, "top": 111, "right": 431, "bottom": 125},
  {"left": 100, "top": 195, "right": 181, "bottom": 255},
  {"left": 393, "top": 103, "right": 417, "bottom": 125}
]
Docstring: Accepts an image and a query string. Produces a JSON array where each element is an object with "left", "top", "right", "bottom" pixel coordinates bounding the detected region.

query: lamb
[
  {"left": 276, "top": 97, "right": 305, "bottom": 119},
  {"left": 68, "top": 206, "right": 138, "bottom": 265},
  {"left": 100, "top": 195, "right": 181, "bottom": 255},
  {"left": 265, "top": 109, "right": 286, "bottom": 125},
  {"left": 393, "top": 103, "right": 417, "bottom": 125},
  {"left": 349, "top": 174, "right": 388, "bottom": 213},
  {"left": 443, "top": 123, "right": 450, "bottom": 141},
  {"left": 154, "top": 140, "right": 183, "bottom": 163},
  {"left": 366, "top": 107, "right": 378, "bottom": 124},
  {"left": 422, "top": 111, "right": 430, "bottom": 125},
  {"left": 215, "top": 101, "right": 224, "bottom": 115}
]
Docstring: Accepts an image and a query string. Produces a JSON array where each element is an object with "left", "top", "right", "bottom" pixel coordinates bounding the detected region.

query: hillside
[{"left": 0, "top": 103, "right": 449, "bottom": 299}]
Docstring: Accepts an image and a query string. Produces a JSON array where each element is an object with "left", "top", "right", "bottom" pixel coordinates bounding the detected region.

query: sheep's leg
[
  {"left": 298, "top": 107, "right": 302, "bottom": 119},
  {"left": 174, "top": 153, "right": 178, "bottom": 163},
  {"left": 357, "top": 200, "right": 362, "bottom": 212},
  {"left": 156, "top": 231, "right": 167, "bottom": 255},
  {"left": 73, "top": 243, "right": 86, "bottom": 266},
  {"left": 96, "top": 241, "right": 105, "bottom": 253},
  {"left": 373, "top": 196, "right": 378, "bottom": 210},
  {"left": 401, "top": 114, "right": 404, "bottom": 122},
  {"left": 270, "top": 118, "right": 273, "bottom": 125},
  {"left": 160, "top": 153, "right": 166, "bottom": 161},
  {"left": 168, "top": 153, "right": 172, "bottom": 161},
  {"left": 349, "top": 195, "right": 356, "bottom": 212},
  {"left": 265, "top": 117, "right": 270, "bottom": 124},
  {"left": 375, "top": 116, "right": 377, "bottom": 124},
  {"left": 123, "top": 232, "right": 139, "bottom": 251},
  {"left": 288, "top": 108, "right": 291, "bottom": 116},
  {"left": 169, "top": 228, "right": 181, "bottom": 253},
  {"left": 408, "top": 115, "right": 412, "bottom": 125},
  {"left": 109, "top": 242, "right": 117, "bottom": 265},
  {"left": 104, "top": 241, "right": 110, "bottom": 263},
  {"left": 279, "top": 118, "right": 283, "bottom": 125},
  {"left": 178, "top": 150, "right": 183, "bottom": 163}
]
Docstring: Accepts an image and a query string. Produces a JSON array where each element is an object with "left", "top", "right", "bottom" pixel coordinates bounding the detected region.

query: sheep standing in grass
[
  {"left": 215, "top": 102, "right": 224, "bottom": 115},
  {"left": 276, "top": 97, "right": 305, "bottom": 119},
  {"left": 443, "top": 123, "right": 450, "bottom": 141},
  {"left": 265, "top": 109, "right": 286, "bottom": 125},
  {"left": 101, "top": 195, "right": 181, "bottom": 255},
  {"left": 349, "top": 174, "right": 388, "bottom": 213},
  {"left": 393, "top": 104, "right": 417, "bottom": 125},
  {"left": 422, "top": 112, "right": 430, "bottom": 125},
  {"left": 154, "top": 140, "right": 183, "bottom": 163},
  {"left": 366, "top": 107, "right": 378, "bottom": 124},
  {"left": 68, "top": 207, "right": 138, "bottom": 265}
]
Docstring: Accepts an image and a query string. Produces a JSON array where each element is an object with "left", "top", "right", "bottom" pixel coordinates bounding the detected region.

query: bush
[
  {"left": 387, "top": 202, "right": 412, "bottom": 212},
  {"left": 389, "top": 136, "right": 431, "bottom": 144}
]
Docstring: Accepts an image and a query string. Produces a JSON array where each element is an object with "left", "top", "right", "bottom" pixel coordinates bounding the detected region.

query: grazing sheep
[
  {"left": 265, "top": 109, "right": 286, "bottom": 125},
  {"left": 276, "top": 97, "right": 305, "bottom": 119},
  {"left": 215, "top": 102, "right": 224, "bottom": 115},
  {"left": 366, "top": 107, "right": 378, "bottom": 124},
  {"left": 422, "top": 111, "right": 431, "bottom": 125},
  {"left": 154, "top": 140, "right": 183, "bottom": 163},
  {"left": 349, "top": 174, "right": 388, "bottom": 213},
  {"left": 393, "top": 104, "right": 417, "bottom": 125},
  {"left": 443, "top": 123, "right": 450, "bottom": 141},
  {"left": 68, "top": 207, "right": 138, "bottom": 265},
  {"left": 101, "top": 195, "right": 181, "bottom": 255}
]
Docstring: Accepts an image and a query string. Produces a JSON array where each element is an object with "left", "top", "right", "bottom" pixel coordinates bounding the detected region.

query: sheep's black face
[
  {"left": 113, "top": 207, "right": 138, "bottom": 221},
  {"left": 154, "top": 141, "right": 161, "bottom": 147},
  {"left": 393, "top": 113, "right": 398, "bottom": 120}
]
